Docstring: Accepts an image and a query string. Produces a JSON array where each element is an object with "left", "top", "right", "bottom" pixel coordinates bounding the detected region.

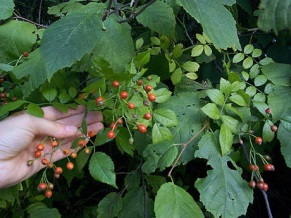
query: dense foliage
[{"left": 0, "top": 0, "right": 291, "bottom": 217}]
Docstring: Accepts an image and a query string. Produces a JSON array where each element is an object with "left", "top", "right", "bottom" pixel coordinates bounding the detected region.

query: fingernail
[{"left": 66, "top": 125, "right": 78, "bottom": 133}]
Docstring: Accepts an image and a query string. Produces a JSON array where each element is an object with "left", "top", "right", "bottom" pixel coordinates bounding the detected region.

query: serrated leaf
[
  {"left": 152, "top": 123, "right": 173, "bottom": 144},
  {"left": 89, "top": 152, "right": 117, "bottom": 188},
  {"left": 242, "top": 71, "right": 249, "bottom": 81},
  {"left": 154, "top": 88, "right": 172, "bottom": 103},
  {"left": 263, "top": 120, "right": 275, "bottom": 142},
  {"left": 242, "top": 56, "right": 253, "bottom": 69},
  {"left": 177, "top": 0, "right": 241, "bottom": 50},
  {"left": 259, "top": 57, "right": 274, "bottom": 65},
  {"left": 172, "top": 43, "right": 184, "bottom": 58},
  {"left": 229, "top": 93, "right": 247, "bottom": 106},
  {"left": 154, "top": 108, "right": 178, "bottom": 127},
  {"left": 41, "top": 87, "right": 57, "bottom": 102},
  {"left": 257, "top": 0, "right": 291, "bottom": 34},
  {"left": 219, "top": 124, "right": 233, "bottom": 155},
  {"left": 97, "top": 192, "right": 122, "bottom": 218},
  {"left": 249, "top": 64, "right": 260, "bottom": 79},
  {"left": 203, "top": 44, "right": 212, "bottom": 56},
  {"left": 171, "top": 68, "right": 183, "bottom": 85},
  {"left": 278, "top": 124, "right": 291, "bottom": 168},
  {"left": 182, "top": 61, "right": 199, "bottom": 72},
  {"left": 0, "top": 0, "right": 14, "bottom": 20},
  {"left": 196, "top": 33, "right": 206, "bottom": 44},
  {"left": 262, "top": 63, "right": 291, "bottom": 86},
  {"left": 76, "top": 146, "right": 92, "bottom": 172},
  {"left": 185, "top": 72, "right": 198, "bottom": 80},
  {"left": 201, "top": 103, "right": 220, "bottom": 119},
  {"left": 155, "top": 183, "right": 204, "bottom": 218},
  {"left": 232, "top": 53, "right": 244, "bottom": 63},
  {"left": 243, "top": 44, "right": 254, "bottom": 54},
  {"left": 254, "top": 74, "right": 267, "bottom": 86},
  {"left": 145, "top": 175, "right": 167, "bottom": 193},
  {"left": 206, "top": 89, "right": 225, "bottom": 106},
  {"left": 0, "top": 100, "right": 27, "bottom": 115},
  {"left": 27, "top": 202, "right": 61, "bottom": 218},
  {"left": 191, "top": 45, "right": 204, "bottom": 57},
  {"left": 252, "top": 48, "right": 262, "bottom": 58},
  {"left": 0, "top": 63, "right": 13, "bottom": 72},
  {"left": 136, "top": 1, "right": 176, "bottom": 39},
  {"left": 142, "top": 140, "right": 177, "bottom": 174},
  {"left": 195, "top": 132, "right": 253, "bottom": 217},
  {"left": 27, "top": 103, "right": 44, "bottom": 118},
  {"left": 116, "top": 127, "right": 134, "bottom": 156},
  {"left": 220, "top": 78, "right": 232, "bottom": 96},
  {"left": 40, "top": 13, "right": 102, "bottom": 76},
  {"left": 221, "top": 115, "right": 239, "bottom": 134}
]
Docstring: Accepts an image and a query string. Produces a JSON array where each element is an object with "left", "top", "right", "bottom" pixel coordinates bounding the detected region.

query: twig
[
  {"left": 12, "top": 14, "right": 47, "bottom": 28},
  {"left": 38, "top": 0, "right": 43, "bottom": 24},
  {"left": 168, "top": 122, "right": 208, "bottom": 177},
  {"left": 241, "top": 140, "right": 273, "bottom": 218}
]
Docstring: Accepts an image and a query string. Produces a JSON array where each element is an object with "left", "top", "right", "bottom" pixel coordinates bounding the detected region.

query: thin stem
[
  {"left": 12, "top": 14, "right": 47, "bottom": 28},
  {"left": 38, "top": 0, "right": 43, "bottom": 24}
]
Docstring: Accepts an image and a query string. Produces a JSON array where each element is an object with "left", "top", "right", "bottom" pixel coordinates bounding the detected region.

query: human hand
[{"left": 0, "top": 105, "right": 103, "bottom": 189}]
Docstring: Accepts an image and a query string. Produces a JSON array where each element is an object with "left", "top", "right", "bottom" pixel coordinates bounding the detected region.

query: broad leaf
[
  {"left": 153, "top": 88, "right": 172, "bottom": 103},
  {"left": 116, "top": 127, "right": 135, "bottom": 156},
  {"left": 0, "top": 100, "right": 27, "bottom": 115},
  {"left": 155, "top": 183, "right": 204, "bottom": 218},
  {"left": 257, "top": 0, "right": 291, "bottom": 34},
  {"left": 27, "top": 103, "right": 44, "bottom": 118},
  {"left": 206, "top": 89, "right": 225, "bottom": 106},
  {"left": 0, "top": 0, "right": 14, "bottom": 20},
  {"left": 27, "top": 202, "right": 61, "bottom": 218},
  {"left": 278, "top": 124, "right": 291, "bottom": 168},
  {"left": 145, "top": 175, "right": 167, "bottom": 193},
  {"left": 262, "top": 119, "right": 275, "bottom": 142},
  {"left": 219, "top": 124, "right": 233, "bottom": 155},
  {"left": 119, "top": 187, "right": 154, "bottom": 218},
  {"left": 195, "top": 132, "right": 253, "bottom": 217},
  {"left": 201, "top": 103, "right": 220, "bottom": 119},
  {"left": 221, "top": 115, "right": 239, "bottom": 134},
  {"left": 153, "top": 108, "right": 178, "bottom": 127},
  {"left": 262, "top": 63, "right": 291, "bottom": 86},
  {"left": 152, "top": 123, "right": 173, "bottom": 144},
  {"left": 89, "top": 152, "right": 117, "bottom": 188},
  {"left": 177, "top": 0, "right": 241, "bottom": 50},
  {"left": 142, "top": 140, "right": 178, "bottom": 174},
  {"left": 97, "top": 192, "right": 122, "bottom": 218},
  {"left": 40, "top": 13, "right": 102, "bottom": 76},
  {"left": 136, "top": 1, "right": 176, "bottom": 39}
]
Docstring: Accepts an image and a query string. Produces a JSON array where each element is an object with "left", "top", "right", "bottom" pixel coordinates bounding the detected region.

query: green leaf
[
  {"left": 243, "top": 44, "right": 254, "bottom": 54},
  {"left": 242, "top": 56, "right": 253, "bottom": 69},
  {"left": 201, "top": 103, "right": 220, "bottom": 119},
  {"left": 0, "top": 100, "right": 27, "bottom": 115},
  {"left": 191, "top": 45, "right": 204, "bottom": 57},
  {"left": 40, "top": 13, "right": 102, "bottom": 76},
  {"left": 0, "top": 0, "right": 14, "bottom": 20},
  {"left": 206, "top": 89, "right": 225, "bottom": 106},
  {"left": 203, "top": 44, "right": 212, "bottom": 56},
  {"left": 155, "top": 183, "right": 204, "bottom": 218},
  {"left": 135, "top": 38, "right": 144, "bottom": 50},
  {"left": 278, "top": 124, "right": 291, "bottom": 168},
  {"left": 185, "top": 72, "right": 198, "bottom": 80},
  {"left": 119, "top": 187, "right": 154, "bottom": 218},
  {"left": 254, "top": 74, "right": 267, "bottom": 86},
  {"left": 0, "top": 184, "right": 19, "bottom": 202},
  {"left": 220, "top": 78, "right": 232, "bottom": 96},
  {"left": 219, "top": 124, "right": 233, "bottom": 155},
  {"left": 97, "top": 192, "right": 122, "bottom": 218},
  {"left": 27, "top": 103, "right": 44, "bottom": 118},
  {"left": 262, "top": 63, "right": 291, "bottom": 86},
  {"left": 152, "top": 124, "right": 173, "bottom": 144},
  {"left": 154, "top": 88, "right": 172, "bottom": 103},
  {"left": 221, "top": 115, "right": 239, "bottom": 134},
  {"left": 252, "top": 48, "right": 262, "bottom": 58},
  {"left": 171, "top": 68, "right": 183, "bottom": 85},
  {"left": 195, "top": 132, "right": 253, "bottom": 217},
  {"left": 177, "top": 0, "right": 241, "bottom": 50},
  {"left": 142, "top": 140, "right": 178, "bottom": 174},
  {"left": 257, "top": 0, "right": 291, "bottom": 34},
  {"left": 249, "top": 64, "right": 260, "bottom": 79},
  {"left": 245, "top": 86, "right": 256, "bottom": 97},
  {"left": 0, "top": 20, "right": 37, "bottom": 63},
  {"left": 172, "top": 43, "right": 184, "bottom": 58},
  {"left": 136, "top": 1, "right": 176, "bottom": 39},
  {"left": 259, "top": 57, "right": 274, "bottom": 65},
  {"left": 27, "top": 202, "right": 61, "bottom": 218},
  {"left": 262, "top": 119, "right": 275, "bottom": 142},
  {"left": 229, "top": 93, "right": 247, "bottom": 106},
  {"left": 182, "top": 61, "right": 199, "bottom": 72},
  {"left": 89, "top": 152, "right": 117, "bottom": 188},
  {"left": 41, "top": 87, "right": 57, "bottom": 102},
  {"left": 145, "top": 175, "right": 167, "bottom": 193},
  {"left": 153, "top": 108, "right": 178, "bottom": 127},
  {"left": 76, "top": 146, "right": 92, "bottom": 172},
  {"left": 196, "top": 33, "right": 206, "bottom": 44},
  {"left": 116, "top": 127, "right": 134, "bottom": 156},
  {"left": 0, "top": 63, "right": 13, "bottom": 72},
  {"left": 232, "top": 53, "right": 244, "bottom": 63}
]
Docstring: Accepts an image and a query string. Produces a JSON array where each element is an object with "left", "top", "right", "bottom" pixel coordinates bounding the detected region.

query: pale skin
[{"left": 0, "top": 105, "right": 104, "bottom": 189}]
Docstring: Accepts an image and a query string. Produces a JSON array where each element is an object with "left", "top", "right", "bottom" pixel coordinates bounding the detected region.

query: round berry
[
  {"left": 136, "top": 79, "right": 143, "bottom": 86},
  {"left": 70, "top": 152, "right": 77, "bottom": 158},
  {"left": 146, "top": 76, "right": 152, "bottom": 81},
  {"left": 117, "top": 118, "right": 123, "bottom": 125},
  {"left": 78, "top": 94, "right": 85, "bottom": 99},
  {"left": 264, "top": 163, "right": 275, "bottom": 171},
  {"left": 66, "top": 162, "right": 74, "bottom": 170},
  {"left": 84, "top": 147, "right": 90, "bottom": 154},
  {"left": 107, "top": 130, "right": 115, "bottom": 139},
  {"left": 137, "top": 124, "right": 147, "bottom": 133},
  {"left": 110, "top": 122, "right": 118, "bottom": 130},
  {"left": 48, "top": 162, "right": 54, "bottom": 168},
  {"left": 129, "top": 137, "right": 134, "bottom": 145},
  {"left": 23, "top": 51, "right": 29, "bottom": 57},
  {"left": 78, "top": 139, "right": 86, "bottom": 148},
  {"left": 128, "top": 102, "right": 135, "bottom": 109},
  {"left": 45, "top": 189, "right": 53, "bottom": 198},
  {"left": 27, "top": 160, "right": 34, "bottom": 166},
  {"left": 63, "top": 148, "right": 70, "bottom": 156},
  {"left": 249, "top": 181, "right": 256, "bottom": 189},
  {"left": 38, "top": 182, "right": 47, "bottom": 191},
  {"left": 34, "top": 151, "right": 41, "bottom": 158},
  {"left": 262, "top": 183, "right": 269, "bottom": 191},
  {"left": 51, "top": 140, "right": 58, "bottom": 147},
  {"left": 256, "top": 182, "right": 264, "bottom": 190},
  {"left": 41, "top": 158, "right": 49, "bottom": 165},
  {"left": 36, "top": 143, "right": 45, "bottom": 151},
  {"left": 88, "top": 131, "right": 96, "bottom": 138},
  {"left": 96, "top": 96, "right": 104, "bottom": 106},
  {"left": 265, "top": 108, "right": 272, "bottom": 114},
  {"left": 271, "top": 125, "right": 278, "bottom": 132},
  {"left": 143, "top": 100, "right": 150, "bottom": 107},
  {"left": 148, "top": 93, "right": 156, "bottom": 102},
  {"left": 54, "top": 173, "right": 60, "bottom": 179},
  {"left": 144, "top": 85, "right": 152, "bottom": 92},
  {"left": 264, "top": 155, "right": 272, "bottom": 161},
  {"left": 55, "top": 167, "right": 63, "bottom": 174},
  {"left": 0, "top": 92, "right": 6, "bottom": 98},
  {"left": 112, "top": 80, "right": 120, "bottom": 87},
  {"left": 255, "top": 137, "right": 263, "bottom": 145},
  {"left": 48, "top": 183, "right": 54, "bottom": 190},
  {"left": 249, "top": 164, "right": 255, "bottom": 171},
  {"left": 143, "top": 112, "right": 152, "bottom": 120},
  {"left": 120, "top": 91, "right": 128, "bottom": 99}
]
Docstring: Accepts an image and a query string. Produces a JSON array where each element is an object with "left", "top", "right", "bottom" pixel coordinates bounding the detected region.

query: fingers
[
  {"left": 56, "top": 111, "right": 103, "bottom": 127},
  {"left": 42, "top": 105, "right": 86, "bottom": 121}
]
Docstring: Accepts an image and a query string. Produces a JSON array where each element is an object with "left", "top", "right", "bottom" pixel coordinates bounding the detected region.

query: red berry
[
  {"left": 70, "top": 152, "right": 77, "bottom": 158},
  {"left": 265, "top": 108, "right": 272, "bottom": 114},
  {"left": 36, "top": 143, "right": 45, "bottom": 151},
  {"left": 84, "top": 147, "right": 90, "bottom": 154},
  {"left": 249, "top": 164, "right": 256, "bottom": 171},
  {"left": 264, "top": 163, "right": 275, "bottom": 171},
  {"left": 48, "top": 162, "right": 54, "bottom": 168},
  {"left": 78, "top": 94, "right": 85, "bottom": 99},
  {"left": 136, "top": 79, "right": 143, "bottom": 86},
  {"left": 144, "top": 85, "right": 152, "bottom": 92},
  {"left": 45, "top": 189, "right": 53, "bottom": 198},
  {"left": 51, "top": 140, "right": 58, "bottom": 147},
  {"left": 271, "top": 125, "right": 278, "bottom": 132},
  {"left": 96, "top": 96, "right": 104, "bottom": 106},
  {"left": 262, "top": 183, "right": 269, "bottom": 191},
  {"left": 38, "top": 182, "right": 47, "bottom": 191},
  {"left": 78, "top": 139, "right": 86, "bottom": 148},
  {"left": 107, "top": 130, "right": 115, "bottom": 139},
  {"left": 23, "top": 51, "right": 29, "bottom": 57},
  {"left": 88, "top": 131, "right": 96, "bottom": 138},
  {"left": 249, "top": 181, "right": 256, "bottom": 189},
  {"left": 55, "top": 167, "right": 63, "bottom": 174},
  {"left": 34, "top": 151, "right": 41, "bottom": 158},
  {"left": 128, "top": 102, "right": 135, "bottom": 109},
  {"left": 143, "top": 112, "right": 152, "bottom": 120},
  {"left": 66, "top": 162, "right": 74, "bottom": 170},
  {"left": 255, "top": 137, "right": 262, "bottom": 145},
  {"left": 112, "top": 80, "right": 120, "bottom": 87},
  {"left": 256, "top": 182, "right": 264, "bottom": 190},
  {"left": 63, "top": 148, "right": 69, "bottom": 155},
  {"left": 117, "top": 118, "right": 123, "bottom": 125},
  {"left": 0, "top": 92, "right": 6, "bottom": 98},
  {"left": 137, "top": 124, "right": 147, "bottom": 133},
  {"left": 41, "top": 158, "right": 49, "bottom": 165},
  {"left": 110, "top": 122, "right": 118, "bottom": 130},
  {"left": 148, "top": 93, "right": 156, "bottom": 102},
  {"left": 120, "top": 91, "right": 128, "bottom": 99}
]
